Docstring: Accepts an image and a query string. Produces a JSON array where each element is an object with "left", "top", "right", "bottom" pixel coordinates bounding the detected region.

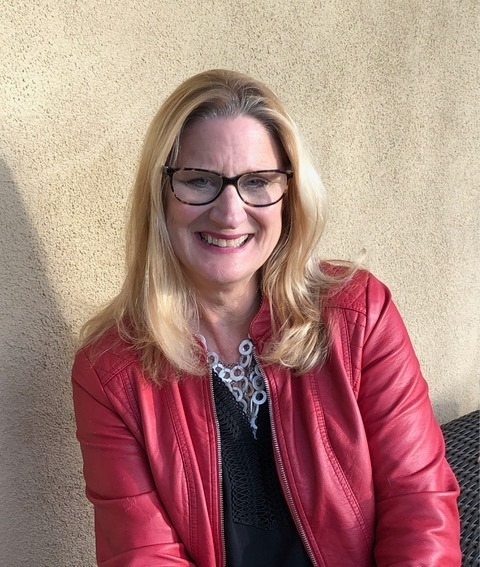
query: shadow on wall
[{"left": 0, "top": 160, "right": 95, "bottom": 566}]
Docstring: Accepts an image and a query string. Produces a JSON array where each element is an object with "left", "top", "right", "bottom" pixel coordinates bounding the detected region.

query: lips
[{"left": 199, "top": 233, "right": 249, "bottom": 248}]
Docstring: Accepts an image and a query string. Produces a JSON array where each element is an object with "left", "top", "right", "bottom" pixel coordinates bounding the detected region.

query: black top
[{"left": 212, "top": 370, "right": 313, "bottom": 567}]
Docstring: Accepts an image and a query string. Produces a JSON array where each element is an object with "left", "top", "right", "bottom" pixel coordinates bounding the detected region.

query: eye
[
  {"left": 176, "top": 171, "right": 218, "bottom": 192},
  {"left": 240, "top": 175, "right": 270, "bottom": 191},
  {"left": 187, "top": 177, "right": 215, "bottom": 189}
]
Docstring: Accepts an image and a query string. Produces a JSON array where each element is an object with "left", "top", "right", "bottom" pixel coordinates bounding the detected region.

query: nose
[{"left": 208, "top": 184, "right": 248, "bottom": 227}]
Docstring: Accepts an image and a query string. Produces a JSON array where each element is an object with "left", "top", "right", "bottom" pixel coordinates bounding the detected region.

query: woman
[{"left": 72, "top": 69, "right": 460, "bottom": 566}]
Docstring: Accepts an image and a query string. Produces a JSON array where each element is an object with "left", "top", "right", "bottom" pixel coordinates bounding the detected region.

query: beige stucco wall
[{"left": 1, "top": 0, "right": 478, "bottom": 564}]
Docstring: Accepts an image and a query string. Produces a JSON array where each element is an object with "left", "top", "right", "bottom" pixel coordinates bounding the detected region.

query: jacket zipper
[
  {"left": 257, "top": 355, "right": 319, "bottom": 567},
  {"left": 209, "top": 375, "right": 226, "bottom": 567}
]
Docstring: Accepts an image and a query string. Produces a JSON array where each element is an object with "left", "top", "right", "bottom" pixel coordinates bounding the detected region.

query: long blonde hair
[{"left": 81, "top": 69, "right": 351, "bottom": 382}]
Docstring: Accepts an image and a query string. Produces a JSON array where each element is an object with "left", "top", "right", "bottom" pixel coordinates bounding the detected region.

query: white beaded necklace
[{"left": 198, "top": 335, "right": 267, "bottom": 437}]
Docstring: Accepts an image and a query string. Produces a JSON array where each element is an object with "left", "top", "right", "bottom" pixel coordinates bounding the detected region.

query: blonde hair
[{"left": 81, "top": 69, "right": 352, "bottom": 382}]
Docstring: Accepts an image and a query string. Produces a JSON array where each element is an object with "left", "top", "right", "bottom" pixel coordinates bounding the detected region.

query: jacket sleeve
[
  {"left": 357, "top": 274, "right": 461, "bottom": 566},
  {"left": 72, "top": 349, "right": 196, "bottom": 567}
]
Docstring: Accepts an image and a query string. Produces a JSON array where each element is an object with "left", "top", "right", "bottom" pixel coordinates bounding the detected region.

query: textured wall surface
[{"left": 1, "top": 0, "right": 478, "bottom": 564}]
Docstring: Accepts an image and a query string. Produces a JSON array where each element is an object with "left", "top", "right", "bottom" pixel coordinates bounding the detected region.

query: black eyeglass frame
[{"left": 162, "top": 166, "right": 293, "bottom": 207}]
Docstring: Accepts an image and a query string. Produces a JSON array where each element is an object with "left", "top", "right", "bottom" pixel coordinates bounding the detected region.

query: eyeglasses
[{"left": 163, "top": 166, "right": 293, "bottom": 207}]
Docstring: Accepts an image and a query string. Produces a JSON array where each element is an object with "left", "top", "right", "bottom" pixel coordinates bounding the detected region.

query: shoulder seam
[{"left": 82, "top": 346, "right": 139, "bottom": 387}]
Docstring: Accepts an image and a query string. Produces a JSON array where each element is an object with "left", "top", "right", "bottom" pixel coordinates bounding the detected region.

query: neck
[{"left": 196, "top": 283, "right": 261, "bottom": 364}]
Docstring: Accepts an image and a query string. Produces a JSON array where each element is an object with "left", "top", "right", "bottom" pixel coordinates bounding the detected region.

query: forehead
[{"left": 176, "top": 116, "right": 285, "bottom": 172}]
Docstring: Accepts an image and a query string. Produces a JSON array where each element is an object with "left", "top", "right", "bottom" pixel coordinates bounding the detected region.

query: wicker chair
[{"left": 441, "top": 410, "right": 480, "bottom": 566}]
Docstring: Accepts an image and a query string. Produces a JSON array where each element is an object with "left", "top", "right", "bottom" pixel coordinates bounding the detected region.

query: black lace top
[{"left": 212, "top": 370, "right": 313, "bottom": 566}]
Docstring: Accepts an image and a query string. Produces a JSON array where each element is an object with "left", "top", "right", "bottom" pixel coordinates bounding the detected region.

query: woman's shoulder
[
  {"left": 73, "top": 326, "right": 142, "bottom": 388},
  {"left": 321, "top": 262, "right": 391, "bottom": 316}
]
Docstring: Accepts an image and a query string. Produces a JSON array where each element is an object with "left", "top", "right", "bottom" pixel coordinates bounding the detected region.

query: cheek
[
  {"left": 165, "top": 206, "right": 187, "bottom": 256},
  {"left": 166, "top": 199, "right": 193, "bottom": 233},
  {"left": 270, "top": 207, "right": 283, "bottom": 235},
  {"left": 258, "top": 207, "right": 283, "bottom": 248},
  {"left": 271, "top": 209, "right": 285, "bottom": 254},
  {"left": 165, "top": 206, "right": 176, "bottom": 238}
]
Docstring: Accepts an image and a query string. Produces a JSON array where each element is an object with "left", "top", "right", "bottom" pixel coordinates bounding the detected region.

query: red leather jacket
[{"left": 72, "top": 271, "right": 461, "bottom": 566}]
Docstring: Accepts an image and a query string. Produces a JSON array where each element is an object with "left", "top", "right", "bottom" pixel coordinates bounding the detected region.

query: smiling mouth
[{"left": 199, "top": 233, "right": 250, "bottom": 248}]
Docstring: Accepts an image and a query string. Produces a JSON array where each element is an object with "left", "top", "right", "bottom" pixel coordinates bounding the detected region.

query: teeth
[{"left": 201, "top": 233, "right": 249, "bottom": 248}]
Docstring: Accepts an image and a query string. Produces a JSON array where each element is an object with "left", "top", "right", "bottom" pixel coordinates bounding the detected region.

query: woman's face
[{"left": 166, "top": 115, "right": 285, "bottom": 297}]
